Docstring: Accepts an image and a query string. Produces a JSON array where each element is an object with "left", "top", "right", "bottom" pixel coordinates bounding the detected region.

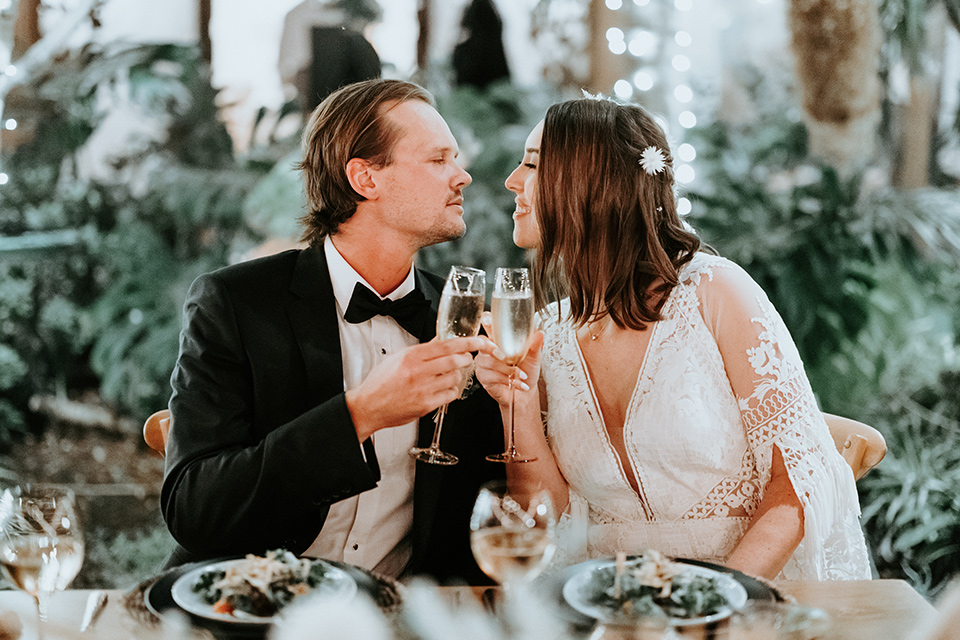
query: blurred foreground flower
[
  {"left": 271, "top": 592, "right": 392, "bottom": 640},
  {"left": 269, "top": 578, "right": 576, "bottom": 640}
]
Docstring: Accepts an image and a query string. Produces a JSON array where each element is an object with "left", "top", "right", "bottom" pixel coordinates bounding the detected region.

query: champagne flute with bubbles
[
  {"left": 486, "top": 267, "right": 537, "bottom": 463},
  {"left": 409, "top": 265, "right": 486, "bottom": 465},
  {"left": 0, "top": 484, "right": 84, "bottom": 640}
]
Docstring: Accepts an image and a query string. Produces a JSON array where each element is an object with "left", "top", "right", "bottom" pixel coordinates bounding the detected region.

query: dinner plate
[
  {"left": 554, "top": 556, "right": 759, "bottom": 629},
  {"left": 145, "top": 557, "right": 390, "bottom": 639},
  {"left": 169, "top": 558, "right": 357, "bottom": 625}
]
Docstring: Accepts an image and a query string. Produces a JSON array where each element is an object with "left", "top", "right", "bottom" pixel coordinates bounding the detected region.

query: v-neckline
[{"left": 572, "top": 321, "right": 661, "bottom": 518}]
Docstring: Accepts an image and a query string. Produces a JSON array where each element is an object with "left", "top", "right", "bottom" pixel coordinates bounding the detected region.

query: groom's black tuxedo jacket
[{"left": 161, "top": 244, "right": 504, "bottom": 583}]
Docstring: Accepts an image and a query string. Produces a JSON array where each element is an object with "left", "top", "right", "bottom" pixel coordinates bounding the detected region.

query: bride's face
[{"left": 504, "top": 120, "right": 543, "bottom": 249}]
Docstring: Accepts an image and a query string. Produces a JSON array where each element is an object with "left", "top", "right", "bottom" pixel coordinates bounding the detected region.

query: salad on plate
[
  {"left": 174, "top": 549, "right": 356, "bottom": 621},
  {"left": 562, "top": 550, "right": 748, "bottom": 626}
]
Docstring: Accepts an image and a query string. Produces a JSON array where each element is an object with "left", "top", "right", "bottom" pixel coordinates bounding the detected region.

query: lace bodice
[{"left": 539, "top": 253, "right": 871, "bottom": 580}]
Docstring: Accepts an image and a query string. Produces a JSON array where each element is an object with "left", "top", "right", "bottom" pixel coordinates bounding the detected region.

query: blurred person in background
[{"left": 279, "top": 0, "right": 382, "bottom": 116}]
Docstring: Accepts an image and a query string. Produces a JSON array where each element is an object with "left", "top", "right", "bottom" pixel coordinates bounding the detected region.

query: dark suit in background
[{"left": 306, "top": 27, "right": 381, "bottom": 114}]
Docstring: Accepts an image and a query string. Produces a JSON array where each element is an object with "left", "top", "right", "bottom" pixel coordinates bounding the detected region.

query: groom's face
[{"left": 368, "top": 100, "right": 473, "bottom": 249}]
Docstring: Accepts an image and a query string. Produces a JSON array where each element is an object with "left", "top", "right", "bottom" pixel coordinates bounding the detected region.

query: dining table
[{"left": 0, "top": 578, "right": 939, "bottom": 640}]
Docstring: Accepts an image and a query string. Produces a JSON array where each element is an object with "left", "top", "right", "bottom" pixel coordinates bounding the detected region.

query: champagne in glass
[
  {"left": 0, "top": 535, "right": 84, "bottom": 594},
  {"left": 409, "top": 265, "right": 486, "bottom": 466},
  {"left": 486, "top": 267, "right": 537, "bottom": 463},
  {"left": 490, "top": 289, "right": 535, "bottom": 366},
  {"left": 436, "top": 288, "right": 485, "bottom": 341},
  {"left": 0, "top": 485, "right": 84, "bottom": 640},
  {"left": 470, "top": 480, "right": 556, "bottom": 587},
  {"left": 470, "top": 527, "right": 555, "bottom": 584}
]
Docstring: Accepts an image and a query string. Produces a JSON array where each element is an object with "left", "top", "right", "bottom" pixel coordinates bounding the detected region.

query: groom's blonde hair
[{"left": 297, "top": 79, "right": 434, "bottom": 246}]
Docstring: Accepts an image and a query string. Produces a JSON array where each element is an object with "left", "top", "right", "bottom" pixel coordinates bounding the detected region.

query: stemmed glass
[
  {"left": 0, "top": 484, "right": 84, "bottom": 640},
  {"left": 470, "top": 480, "right": 557, "bottom": 589},
  {"left": 409, "top": 265, "right": 486, "bottom": 466},
  {"left": 486, "top": 267, "right": 537, "bottom": 463}
]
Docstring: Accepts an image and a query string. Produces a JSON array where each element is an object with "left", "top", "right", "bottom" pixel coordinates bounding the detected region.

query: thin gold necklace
[{"left": 585, "top": 317, "right": 609, "bottom": 341}]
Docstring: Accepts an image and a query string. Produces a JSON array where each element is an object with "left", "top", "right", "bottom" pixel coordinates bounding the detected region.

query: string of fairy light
[
  {"left": 601, "top": 0, "right": 696, "bottom": 217},
  {"left": 0, "top": 0, "right": 17, "bottom": 186}
]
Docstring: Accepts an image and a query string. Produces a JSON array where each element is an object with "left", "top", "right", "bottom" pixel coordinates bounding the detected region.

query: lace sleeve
[{"left": 695, "top": 260, "right": 871, "bottom": 580}]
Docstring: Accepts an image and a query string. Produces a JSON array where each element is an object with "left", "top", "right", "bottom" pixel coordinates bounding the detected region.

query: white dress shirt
[{"left": 301, "top": 237, "right": 419, "bottom": 578}]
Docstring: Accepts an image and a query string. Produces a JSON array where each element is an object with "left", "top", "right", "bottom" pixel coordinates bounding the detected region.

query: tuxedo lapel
[
  {"left": 287, "top": 245, "right": 345, "bottom": 401},
  {"left": 413, "top": 266, "right": 444, "bottom": 450},
  {"left": 413, "top": 268, "right": 441, "bottom": 342},
  {"left": 411, "top": 266, "right": 447, "bottom": 571}
]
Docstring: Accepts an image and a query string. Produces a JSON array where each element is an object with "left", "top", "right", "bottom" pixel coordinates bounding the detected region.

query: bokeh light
[
  {"left": 633, "top": 70, "right": 655, "bottom": 91},
  {"left": 678, "top": 111, "right": 697, "bottom": 128},
  {"left": 614, "top": 79, "right": 634, "bottom": 99},
  {"left": 678, "top": 143, "right": 697, "bottom": 162},
  {"left": 676, "top": 164, "right": 696, "bottom": 183}
]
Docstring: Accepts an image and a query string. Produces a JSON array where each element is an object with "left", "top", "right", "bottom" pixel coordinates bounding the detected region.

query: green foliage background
[
  {"left": 1, "top": 30, "right": 959, "bottom": 596},
  {"left": 685, "top": 71, "right": 960, "bottom": 596},
  {"left": 0, "top": 44, "right": 265, "bottom": 435}
]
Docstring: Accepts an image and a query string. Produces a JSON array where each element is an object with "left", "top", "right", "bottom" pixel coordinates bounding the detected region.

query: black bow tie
[{"left": 344, "top": 282, "right": 432, "bottom": 338}]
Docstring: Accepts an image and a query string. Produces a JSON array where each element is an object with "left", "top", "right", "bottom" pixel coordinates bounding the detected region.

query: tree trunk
[
  {"left": 417, "top": 0, "right": 430, "bottom": 74},
  {"left": 892, "top": 3, "right": 947, "bottom": 189},
  {"left": 894, "top": 75, "right": 936, "bottom": 188},
  {"left": 788, "top": 0, "right": 882, "bottom": 175},
  {"left": 12, "top": 0, "right": 40, "bottom": 60},
  {"left": 198, "top": 0, "right": 211, "bottom": 65},
  {"left": 587, "top": 0, "right": 632, "bottom": 96}
]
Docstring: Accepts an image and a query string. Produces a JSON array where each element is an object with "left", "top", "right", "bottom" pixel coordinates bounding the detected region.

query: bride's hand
[{"left": 475, "top": 313, "right": 543, "bottom": 407}]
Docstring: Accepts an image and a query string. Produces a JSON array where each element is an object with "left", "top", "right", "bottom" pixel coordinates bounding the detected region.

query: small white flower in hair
[{"left": 639, "top": 146, "right": 666, "bottom": 175}]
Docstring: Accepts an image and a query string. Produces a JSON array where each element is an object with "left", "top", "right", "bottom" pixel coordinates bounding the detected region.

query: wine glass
[
  {"left": 470, "top": 480, "right": 556, "bottom": 589},
  {"left": 486, "top": 267, "right": 537, "bottom": 463},
  {"left": 409, "top": 265, "right": 486, "bottom": 466},
  {"left": 0, "top": 484, "right": 84, "bottom": 640}
]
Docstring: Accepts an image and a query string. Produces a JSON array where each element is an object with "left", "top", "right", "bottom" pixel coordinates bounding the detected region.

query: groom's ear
[{"left": 346, "top": 157, "right": 378, "bottom": 199}]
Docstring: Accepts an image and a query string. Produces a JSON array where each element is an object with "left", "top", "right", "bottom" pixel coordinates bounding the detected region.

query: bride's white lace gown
[{"left": 540, "top": 253, "right": 871, "bottom": 580}]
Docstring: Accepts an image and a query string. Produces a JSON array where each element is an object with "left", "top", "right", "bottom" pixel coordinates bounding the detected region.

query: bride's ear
[{"left": 346, "top": 157, "right": 378, "bottom": 199}]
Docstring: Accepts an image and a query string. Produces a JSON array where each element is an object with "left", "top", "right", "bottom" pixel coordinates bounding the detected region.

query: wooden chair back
[
  {"left": 144, "top": 409, "right": 171, "bottom": 458},
  {"left": 142, "top": 408, "right": 885, "bottom": 478},
  {"left": 823, "top": 413, "right": 887, "bottom": 480}
]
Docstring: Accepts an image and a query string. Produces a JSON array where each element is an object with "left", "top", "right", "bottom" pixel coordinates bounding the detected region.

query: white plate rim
[
  {"left": 561, "top": 557, "right": 749, "bottom": 627},
  {"left": 170, "top": 557, "right": 358, "bottom": 624}
]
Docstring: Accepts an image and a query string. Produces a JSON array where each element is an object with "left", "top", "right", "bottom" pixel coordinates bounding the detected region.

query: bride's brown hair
[{"left": 533, "top": 98, "right": 701, "bottom": 330}]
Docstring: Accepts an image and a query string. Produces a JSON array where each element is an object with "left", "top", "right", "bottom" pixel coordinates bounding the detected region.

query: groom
[{"left": 161, "top": 79, "right": 503, "bottom": 584}]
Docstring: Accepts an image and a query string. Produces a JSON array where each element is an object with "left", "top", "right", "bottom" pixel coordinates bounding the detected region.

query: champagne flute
[
  {"left": 486, "top": 267, "right": 537, "bottom": 463},
  {"left": 470, "top": 480, "right": 556, "bottom": 589},
  {"left": 409, "top": 265, "right": 486, "bottom": 466},
  {"left": 0, "top": 484, "right": 84, "bottom": 640}
]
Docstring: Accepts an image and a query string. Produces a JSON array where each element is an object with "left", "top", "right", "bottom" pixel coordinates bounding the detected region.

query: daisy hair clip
[{"left": 639, "top": 146, "right": 667, "bottom": 176}]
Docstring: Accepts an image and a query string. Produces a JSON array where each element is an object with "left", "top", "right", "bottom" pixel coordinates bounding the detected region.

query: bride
[{"left": 475, "top": 96, "right": 871, "bottom": 580}]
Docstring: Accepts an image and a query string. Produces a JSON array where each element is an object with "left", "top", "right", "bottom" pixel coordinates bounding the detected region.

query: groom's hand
[{"left": 346, "top": 336, "right": 495, "bottom": 441}]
